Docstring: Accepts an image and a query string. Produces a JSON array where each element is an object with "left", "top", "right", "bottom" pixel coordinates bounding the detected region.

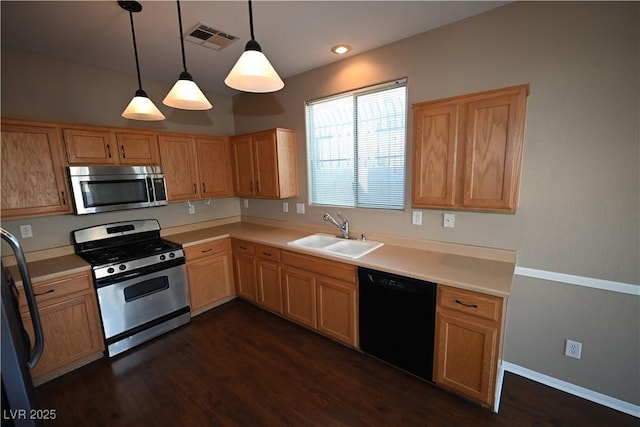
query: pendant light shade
[
  {"left": 163, "top": 1, "right": 212, "bottom": 110},
  {"left": 225, "top": 1, "right": 284, "bottom": 93},
  {"left": 119, "top": 1, "right": 165, "bottom": 121}
]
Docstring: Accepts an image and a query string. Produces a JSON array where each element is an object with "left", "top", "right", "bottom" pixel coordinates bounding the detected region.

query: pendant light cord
[
  {"left": 248, "top": 0, "right": 255, "bottom": 41},
  {"left": 127, "top": 10, "right": 143, "bottom": 92},
  {"left": 176, "top": 0, "right": 188, "bottom": 73}
]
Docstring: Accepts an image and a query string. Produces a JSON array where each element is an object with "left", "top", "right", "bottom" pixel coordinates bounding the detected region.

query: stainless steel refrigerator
[{"left": 1, "top": 227, "right": 44, "bottom": 427}]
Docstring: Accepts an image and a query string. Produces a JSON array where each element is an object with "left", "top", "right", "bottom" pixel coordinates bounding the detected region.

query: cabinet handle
[
  {"left": 193, "top": 183, "right": 197, "bottom": 194},
  {"left": 201, "top": 248, "right": 213, "bottom": 253},
  {"left": 239, "top": 246, "right": 248, "bottom": 250},
  {"left": 250, "top": 181, "right": 254, "bottom": 192},
  {"left": 202, "top": 182, "right": 206, "bottom": 193},
  {"left": 120, "top": 145, "right": 126, "bottom": 159},
  {"left": 256, "top": 181, "right": 260, "bottom": 193},
  {"left": 106, "top": 144, "right": 112, "bottom": 158},
  {"left": 34, "top": 289, "right": 54, "bottom": 297},
  {"left": 61, "top": 191, "right": 66, "bottom": 205},
  {"left": 455, "top": 299, "right": 478, "bottom": 309}
]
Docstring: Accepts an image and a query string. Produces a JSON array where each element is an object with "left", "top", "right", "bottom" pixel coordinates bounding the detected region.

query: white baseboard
[{"left": 502, "top": 361, "right": 640, "bottom": 418}]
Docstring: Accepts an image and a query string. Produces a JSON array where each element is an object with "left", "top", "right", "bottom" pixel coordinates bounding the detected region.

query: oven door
[{"left": 96, "top": 264, "right": 190, "bottom": 342}]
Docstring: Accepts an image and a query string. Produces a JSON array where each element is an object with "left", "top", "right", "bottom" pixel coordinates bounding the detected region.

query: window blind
[{"left": 306, "top": 79, "right": 407, "bottom": 210}]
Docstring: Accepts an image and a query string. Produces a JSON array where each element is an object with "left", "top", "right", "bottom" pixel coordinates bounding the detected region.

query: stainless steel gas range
[{"left": 73, "top": 219, "right": 190, "bottom": 357}]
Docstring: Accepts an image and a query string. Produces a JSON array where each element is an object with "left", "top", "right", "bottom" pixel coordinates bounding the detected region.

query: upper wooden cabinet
[
  {"left": 158, "top": 134, "right": 233, "bottom": 202},
  {"left": 63, "top": 126, "right": 160, "bottom": 165},
  {"left": 1, "top": 120, "right": 72, "bottom": 218},
  {"left": 230, "top": 128, "right": 298, "bottom": 199},
  {"left": 412, "top": 85, "right": 529, "bottom": 213}
]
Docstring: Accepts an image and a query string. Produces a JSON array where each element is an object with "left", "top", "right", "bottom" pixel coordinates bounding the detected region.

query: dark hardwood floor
[{"left": 36, "top": 299, "right": 636, "bottom": 426}]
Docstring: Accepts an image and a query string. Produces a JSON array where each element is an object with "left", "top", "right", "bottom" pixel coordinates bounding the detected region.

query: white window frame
[{"left": 305, "top": 78, "right": 408, "bottom": 211}]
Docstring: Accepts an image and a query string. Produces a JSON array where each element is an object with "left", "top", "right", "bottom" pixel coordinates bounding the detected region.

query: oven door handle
[{"left": 95, "top": 258, "right": 185, "bottom": 288}]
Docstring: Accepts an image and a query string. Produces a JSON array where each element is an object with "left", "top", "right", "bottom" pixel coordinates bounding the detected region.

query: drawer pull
[
  {"left": 239, "top": 246, "right": 248, "bottom": 250},
  {"left": 201, "top": 248, "right": 213, "bottom": 253},
  {"left": 455, "top": 299, "right": 478, "bottom": 309},
  {"left": 262, "top": 252, "right": 272, "bottom": 256},
  {"left": 35, "top": 289, "right": 55, "bottom": 297}
]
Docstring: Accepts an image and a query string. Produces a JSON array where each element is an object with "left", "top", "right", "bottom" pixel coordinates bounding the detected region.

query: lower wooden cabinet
[
  {"left": 317, "top": 277, "right": 357, "bottom": 346},
  {"left": 185, "top": 239, "right": 234, "bottom": 316},
  {"left": 282, "top": 267, "right": 317, "bottom": 329},
  {"left": 255, "top": 244, "right": 283, "bottom": 314},
  {"left": 231, "top": 239, "right": 258, "bottom": 302},
  {"left": 281, "top": 250, "right": 357, "bottom": 347},
  {"left": 434, "top": 285, "right": 504, "bottom": 407},
  {"left": 19, "top": 271, "right": 104, "bottom": 385}
]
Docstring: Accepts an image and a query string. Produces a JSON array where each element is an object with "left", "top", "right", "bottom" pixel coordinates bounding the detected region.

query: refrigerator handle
[{"left": 1, "top": 228, "right": 44, "bottom": 368}]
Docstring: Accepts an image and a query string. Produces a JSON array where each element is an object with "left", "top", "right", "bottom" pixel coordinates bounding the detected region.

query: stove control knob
[
  {"left": 169, "top": 252, "right": 175, "bottom": 258},
  {"left": 159, "top": 254, "right": 166, "bottom": 261},
  {"left": 119, "top": 264, "right": 126, "bottom": 271},
  {"left": 107, "top": 267, "right": 115, "bottom": 274}
]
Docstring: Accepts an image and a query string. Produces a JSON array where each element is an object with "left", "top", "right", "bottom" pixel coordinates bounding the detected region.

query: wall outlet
[
  {"left": 19, "top": 225, "right": 33, "bottom": 238},
  {"left": 188, "top": 203, "right": 195, "bottom": 214},
  {"left": 282, "top": 202, "right": 289, "bottom": 213},
  {"left": 296, "top": 203, "right": 305, "bottom": 214},
  {"left": 243, "top": 199, "right": 249, "bottom": 208},
  {"left": 564, "top": 339, "right": 582, "bottom": 359},
  {"left": 444, "top": 213, "right": 455, "bottom": 228},
  {"left": 412, "top": 211, "right": 422, "bottom": 225}
]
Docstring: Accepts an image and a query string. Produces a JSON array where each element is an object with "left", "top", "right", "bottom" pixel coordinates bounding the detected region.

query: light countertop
[{"left": 9, "top": 222, "right": 514, "bottom": 298}]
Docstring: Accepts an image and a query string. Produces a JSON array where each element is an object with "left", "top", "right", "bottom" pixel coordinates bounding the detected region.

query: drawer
[
  {"left": 185, "top": 238, "right": 229, "bottom": 261},
  {"left": 255, "top": 244, "right": 280, "bottom": 262},
  {"left": 437, "top": 285, "right": 503, "bottom": 323},
  {"left": 282, "top": 250, "right": 356, "bottom": 284},
  {"left": 19, "top": 271, "right": 93, "bottom": 311},
  {"left": 231, "top": 239, "right": 255, "bottom": 255}
]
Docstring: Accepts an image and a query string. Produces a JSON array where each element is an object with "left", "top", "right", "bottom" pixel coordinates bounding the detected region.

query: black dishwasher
[{"left": 358, "top": 267, "right": 437, "bottom": 381}]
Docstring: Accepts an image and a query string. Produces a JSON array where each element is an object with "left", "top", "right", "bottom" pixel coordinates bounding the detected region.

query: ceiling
[{"left": 1, "top": 1, "right": 508, "bottom": 96}]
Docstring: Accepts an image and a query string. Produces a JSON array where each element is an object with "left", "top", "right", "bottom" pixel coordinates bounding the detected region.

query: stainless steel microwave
[{"left": 68, "top": 166, "right": 168, "bottom": 215}]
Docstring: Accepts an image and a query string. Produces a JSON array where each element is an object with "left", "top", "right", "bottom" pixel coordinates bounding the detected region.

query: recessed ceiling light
[{"left": 331, "top": 44, "right": 352, "bottom": 55}]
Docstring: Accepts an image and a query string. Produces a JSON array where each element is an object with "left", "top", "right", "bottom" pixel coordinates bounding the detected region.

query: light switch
[
  {"left": 412, "top": 211, "right": 422, "bottom": 225},
  {"left": 296, "top": 203, "right": 305, "bottom": 214},
  {"left": 283, "top": 202, "right": 289, "bottom": 213}
]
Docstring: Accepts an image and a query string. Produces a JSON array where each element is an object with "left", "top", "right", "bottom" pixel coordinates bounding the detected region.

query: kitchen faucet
[{"left": 323, "top": 212, "right": 349, "bottom": 239}]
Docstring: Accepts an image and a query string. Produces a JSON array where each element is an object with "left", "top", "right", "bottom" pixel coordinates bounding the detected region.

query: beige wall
[
  {"left": 231, "top": 2, "right": 640, "bottom": 406},
  {"left": 1, "top": 1, "right": 638, "bottom": 409},
  {"left": 0, "top": 47, "right": 242, "bottom": 251}
]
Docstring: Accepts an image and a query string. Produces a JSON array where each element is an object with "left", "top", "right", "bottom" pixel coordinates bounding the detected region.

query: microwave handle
[{"left": 146, "top": 177, "right": 155, "bottom": 202}]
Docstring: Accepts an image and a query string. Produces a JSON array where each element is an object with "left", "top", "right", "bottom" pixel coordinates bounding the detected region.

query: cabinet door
[
  {"left": 256, "top": 260, "right": 283, "bottom": 313},
  {"left": 22, "top": 293, "right": 104, "bottom": 382},
  {"left": 1, "top": 122, "right": 71, "bottom": 218},
  {"left": 233, "top": 252, "right": 257, "bottom": 302},
  {"left": 282, "top": 267, "right": 317, "bottom": 329},
  {"left": 252, "top": 131, "right": 279, "bottom": 197},
  {"left": 116, "top": 131, "right": 160, "bottom": 165},
  {"left": 158, "top": 135, "right": 200, "bottom": 201},
  {"left": 434, "top": 310, "right": 499, "bottom": 406},
  {"left": 317, "top": 278, "right": 357, "bottom": 347},
  {"left": 462, "top": 91, "right": 526, "bottom": 211},
  {"left": 187, "top": 252, "right": 233, "bottom": 315},
  {"left": 230, "top": 135, "right": 255, "bottom": 196},
  {"left": 196, "top": 137, "right": 233, "bottom": 198},
  {"left": 412, "top": 103, "right": 459, "bottom": 207},
  {"left": 63, "top": 127, "right": 117, "bottom": 165}
]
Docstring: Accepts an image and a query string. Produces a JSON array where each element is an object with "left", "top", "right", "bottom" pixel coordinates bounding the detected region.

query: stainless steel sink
[{"left": 287, "top": 233, "right": 383, "bottom": 259}]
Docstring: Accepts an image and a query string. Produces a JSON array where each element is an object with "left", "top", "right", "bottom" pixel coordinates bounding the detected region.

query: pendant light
[
  {"left": 119, "top": 1, "right": 164, "bottom": 121},
  {"left": 224, "top": 0, "right": 284, "bottom": 93},
  {"left": 163, "top": 0, "right": 212, "bottom": 110}
]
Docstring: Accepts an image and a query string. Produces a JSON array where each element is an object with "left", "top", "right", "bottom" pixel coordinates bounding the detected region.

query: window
[{"left": 306, "top": 79, "right": 407, "bottom": 210}]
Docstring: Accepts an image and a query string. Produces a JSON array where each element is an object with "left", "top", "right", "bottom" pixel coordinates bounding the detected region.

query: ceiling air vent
[{"left": 185, "top": 23, "right": 239, "bottom": 51}]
